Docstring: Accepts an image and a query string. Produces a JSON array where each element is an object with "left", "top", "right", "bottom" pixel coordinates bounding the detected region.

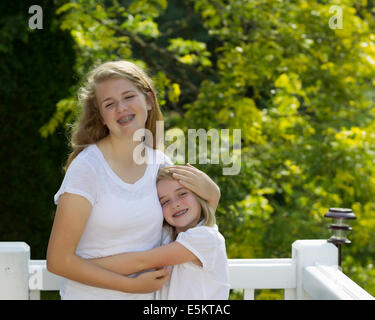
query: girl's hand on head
[{"left": 167, "top": 163, "right": 220, "bottom": 211}]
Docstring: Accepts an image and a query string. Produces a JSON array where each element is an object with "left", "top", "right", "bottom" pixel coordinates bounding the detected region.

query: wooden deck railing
[{"left": 1, "top": 240, "right": 374, "bottom": 300}]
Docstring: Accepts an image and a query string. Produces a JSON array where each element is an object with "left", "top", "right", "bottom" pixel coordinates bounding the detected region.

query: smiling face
[
  {"left": 157, "top": 178, "right": 202, "bottom": 234},
  {"left": 96, "top": 77, "right": 152, "bottom": 139}
]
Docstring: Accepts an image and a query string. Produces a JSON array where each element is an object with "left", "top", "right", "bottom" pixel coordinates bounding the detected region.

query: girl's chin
[{"left": 109, "top": 125, "right": 140, "bottom": 137}]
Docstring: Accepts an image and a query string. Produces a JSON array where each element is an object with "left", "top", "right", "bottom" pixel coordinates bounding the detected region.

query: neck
[
  {"left": 176, "top": 223, "right": 197, "bottom": 235},
  {"left": 175, "top": 217, "right": 204, "bottom": 235},
  {"left": 102, "top": 134, "right": 146, "bottom": 165}
]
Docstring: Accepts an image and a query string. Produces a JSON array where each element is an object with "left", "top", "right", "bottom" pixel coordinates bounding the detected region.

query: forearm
[
  {"left": 91, "top": 242, "right": 199, "bottom": 274},
  {"left": 88, "top": 252, "right": 147, "bottom": 276},
  {"left": 48, "top": 253, "right": 142, "bottom": 293}
]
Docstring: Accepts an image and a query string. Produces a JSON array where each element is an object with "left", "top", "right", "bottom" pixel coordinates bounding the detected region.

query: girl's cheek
[{"left": 162, "top": 208, "right": 169, "bottom": 219}]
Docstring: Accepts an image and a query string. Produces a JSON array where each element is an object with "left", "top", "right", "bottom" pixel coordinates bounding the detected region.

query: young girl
[
  {"left": 90, "top": 167, "right": 230, "bottom": 300},
  {"left": 46, "top": 60, "right": 221, "bottom": 300}
]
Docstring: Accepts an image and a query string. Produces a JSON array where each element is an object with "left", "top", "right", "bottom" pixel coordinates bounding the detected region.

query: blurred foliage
[
  {"left": 3, "top": 0, "right": 374, "bottom": 299},
  {"left": 0, "top": 0, "right": 76, "bottom": 259}
]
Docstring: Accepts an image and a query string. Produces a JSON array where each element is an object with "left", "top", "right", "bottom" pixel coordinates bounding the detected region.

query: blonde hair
[
  {"left": 156, "top": 167, "right": 216, "bottom": 240},
  {"left": 64, "top": 60, "right": 163, "bottom": 171}
]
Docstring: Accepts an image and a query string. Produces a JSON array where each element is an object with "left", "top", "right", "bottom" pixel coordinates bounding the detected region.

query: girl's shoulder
[
  {"left": 82, "top": 144, "right": 101, "bottom": 162},
  {"left": 54, "top": 145, "right": 100, "bottom": 206},
  {"left": 175, "top": 224, "right": 226, "bottom": 271},
  {"left": 178, "top": 224, "right": 224, "bottom": 244},
  {"left": 67, "top": 144, "right": 100, "bottom": 174}
]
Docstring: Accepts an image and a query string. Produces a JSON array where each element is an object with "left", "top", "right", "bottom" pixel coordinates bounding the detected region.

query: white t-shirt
[
  {"left": 155, "top": 223, "right": 230, "bottom": 300},
  {"left": 54, "top": 143, "right": 172, "bottom": 300}
]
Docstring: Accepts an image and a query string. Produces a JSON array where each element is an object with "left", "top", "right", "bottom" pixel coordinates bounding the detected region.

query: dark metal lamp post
[{"left": 324, "top": 208, "right": 356, "bottom": 269}]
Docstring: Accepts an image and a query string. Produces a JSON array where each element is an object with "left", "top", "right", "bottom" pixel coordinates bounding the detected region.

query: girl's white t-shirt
[
  {"left": 156, "top": 223, "right": 230, "bottom": 300},
  {"left": 53, "top": 143, "right": 172, "bottom": 300}
]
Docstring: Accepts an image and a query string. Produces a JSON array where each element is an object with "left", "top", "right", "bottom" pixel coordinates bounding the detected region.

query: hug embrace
[{"left": 46, "top": 60, "right": 230, "bottom": 300}]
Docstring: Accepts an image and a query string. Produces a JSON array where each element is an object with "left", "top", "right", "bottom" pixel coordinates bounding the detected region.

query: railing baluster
[
  {"left": 29, "top": 290, "right": 40, "bottom": 300},
  {"left": 244, "top": 289, "right": 255, "bottom": 300},
  {"left": 0, "top": 242, "right": 30, "bottom": 299},
  {"left": 284, "top": 288, "right": 296, "bottom": 300}
]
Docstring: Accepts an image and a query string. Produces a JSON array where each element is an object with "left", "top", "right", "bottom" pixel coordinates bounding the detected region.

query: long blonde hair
[
  {"left": 65, "top": 60, "right": 163, "bottom": 171},
  {"left": 156, "top": 167, "right": 216, "bottom": 240}
]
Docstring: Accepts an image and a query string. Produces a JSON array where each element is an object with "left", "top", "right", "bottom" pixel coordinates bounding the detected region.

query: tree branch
[{"left": 91, "top": 14, "right": 203, "bottom": 94}]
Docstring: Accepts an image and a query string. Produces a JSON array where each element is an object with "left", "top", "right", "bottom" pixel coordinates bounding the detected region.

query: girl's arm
[
  {"left": 168, "top": 163, "right": 221, "bottom": 211},
  {"left": 46, "top": 193, "right": 169, "bottom": 293},
  {"left": 89, "top": 242, "right": 201, "bottom": 275}
]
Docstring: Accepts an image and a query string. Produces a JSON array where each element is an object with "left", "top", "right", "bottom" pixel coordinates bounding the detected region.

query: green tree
[
  {"left": 43, "top": 0, "right": 375, "bottom": 296},
  {"left": 0, "top": 0, "right": 76, "bottom": 258}
]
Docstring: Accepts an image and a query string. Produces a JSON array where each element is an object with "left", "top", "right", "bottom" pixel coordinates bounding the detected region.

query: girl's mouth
[
  {"left": 117, "top": 114, "right": 135, "bottom": 125},
  {"left": 173, "top": 208, "right": 188, "bottom": 218}
]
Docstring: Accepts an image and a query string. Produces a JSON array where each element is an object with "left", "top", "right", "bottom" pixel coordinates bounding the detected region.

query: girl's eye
[
  {"left": 125, "top": 95, "right": 135, "bottom": 100},
  {"left": 161, "top": 200, "right": 169, "bottom": 206},
  {"left": 179, "top": 192, "right": 187, "bottom": 197},
  {"left": 105, "top": 103, "right": 114, "bottom": 108}
]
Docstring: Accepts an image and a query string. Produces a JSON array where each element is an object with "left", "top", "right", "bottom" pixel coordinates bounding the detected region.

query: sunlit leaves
[
  {"left": 42, "top": 0, "right": 375, "bottom": 295},
  {"left": 168, "top": 83, "right": 181, "bottom": 104},
  {"left": 167, "top": 38, "right": 212, "bottom": 68},
  {"left": 39, "top": 98, "right": 77, "bottom": 138},
  {"left": 120, "top": 13, "right": 160, "bottom": 39}
]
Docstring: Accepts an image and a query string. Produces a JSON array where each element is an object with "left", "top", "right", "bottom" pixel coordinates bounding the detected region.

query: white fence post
[
  {"left": 0, "top": 242, "right": 30, "bottom": 300},
  {"left": 292, "top": 240, "right": 338, "bottom": 300}
]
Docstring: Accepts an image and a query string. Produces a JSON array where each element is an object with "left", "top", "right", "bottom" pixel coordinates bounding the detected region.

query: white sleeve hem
[
  {"left": 176, "top": 238, "right": 215, "bottom": 271},
  {"left": 54, "top": 188, "right": 95, "bottom": 207}
]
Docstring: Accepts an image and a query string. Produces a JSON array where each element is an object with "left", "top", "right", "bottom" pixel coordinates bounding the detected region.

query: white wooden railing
[{"left": 0, "top": 240, "right": 374, "bottom": 300}]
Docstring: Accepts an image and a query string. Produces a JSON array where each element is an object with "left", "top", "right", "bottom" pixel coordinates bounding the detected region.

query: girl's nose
[
  {"left": 117, "top": 101, "right": 128, "bottom": 110},
  {"left": 172, "top": 199, "right": 180, "bottom": 209}
]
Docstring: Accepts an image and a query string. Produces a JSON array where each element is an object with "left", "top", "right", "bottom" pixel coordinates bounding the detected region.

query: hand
[
  {"left": 167, "top": 163, "right": 221, "bottom": 211},
  {"left": 130, "top": 268, "right": 170, "bottom": 293}
]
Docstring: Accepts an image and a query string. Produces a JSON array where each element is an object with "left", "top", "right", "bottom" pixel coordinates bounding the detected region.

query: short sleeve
[
  {"left": 54, "top": 157, "right": 97, "bottom": 206},
  {"left": 175, "top": 226, "right": 218, "bottom": 271}
]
